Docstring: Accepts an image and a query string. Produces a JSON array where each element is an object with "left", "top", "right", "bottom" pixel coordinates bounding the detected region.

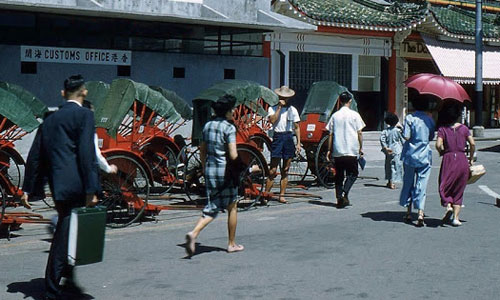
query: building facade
[{"left": 0, "top": 0, "right": 314, "bottom": 107}]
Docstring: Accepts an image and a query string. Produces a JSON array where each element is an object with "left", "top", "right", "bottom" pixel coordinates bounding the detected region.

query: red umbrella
[{"left": 405, "top": 73, "right": 471, "bottom": 103}]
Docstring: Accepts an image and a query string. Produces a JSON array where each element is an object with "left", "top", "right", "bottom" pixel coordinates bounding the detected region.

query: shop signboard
[
  {"left": 20, "top": 46, "right": 132, "bottom": 66},
  {"left": 400, "top": 40, "right": 431, "bottom": 59}
]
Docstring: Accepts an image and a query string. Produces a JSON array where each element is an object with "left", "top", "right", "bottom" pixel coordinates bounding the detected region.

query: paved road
[{"left": 1, "top": 139, "right": 500, "bottom": 300}]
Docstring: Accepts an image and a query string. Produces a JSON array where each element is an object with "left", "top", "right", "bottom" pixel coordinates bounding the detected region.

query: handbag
[
  {"left": 467, "top": 164, "right": 486, "bottom": 184},
  {"left": 225, "top": 156, "right": 247, "bottom": 188}
]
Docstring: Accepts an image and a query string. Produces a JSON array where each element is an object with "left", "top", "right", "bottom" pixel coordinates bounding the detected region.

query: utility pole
[{"left": 474, "top": 0, "right": 484, "bottom": 137}]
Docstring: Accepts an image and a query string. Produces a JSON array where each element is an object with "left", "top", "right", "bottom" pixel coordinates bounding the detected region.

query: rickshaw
[
  {"left": 88, "top": 79, "right": 182, "bottom": 227},
  {"left": 0, "top": 82, "right": 50, "bottom": 235},
  {"left": 181, "top": 80, "right": 277, "bottom": 208},
  {"left": 299, "top": 81, "right": 358, "bottom": 188}
]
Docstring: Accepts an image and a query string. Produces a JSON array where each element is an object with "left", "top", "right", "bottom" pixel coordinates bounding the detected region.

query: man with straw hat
[{"left": 264, "top": 86, "right": 301, "bottom": 204}]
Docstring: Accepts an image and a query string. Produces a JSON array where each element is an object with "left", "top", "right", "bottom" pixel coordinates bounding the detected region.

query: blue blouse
[{"left": 401, "top": 111, "right": 435, "bottom": 167}]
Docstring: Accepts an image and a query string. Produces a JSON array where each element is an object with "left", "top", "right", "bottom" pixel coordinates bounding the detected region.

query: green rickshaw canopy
[
  {"left": 300, "top": 81, "right": 358, "bottom": 123},
  {"left": 94, "top": 79, "right": 181, "bottom": 138},
  {"left": 0, "top": 81, "right": 48, "bottom": 119},
  {"left": 0, "top": 88, "right": 41, "bottom": 133},
  {"left": 85, "top": 81, "right": 110, "bottom": 112},
  {"left": 149, "top": 86, "right": 193, "bottom": 120},
  {"left": 192, "top": 80, "right": 278, "bottom": 146}
]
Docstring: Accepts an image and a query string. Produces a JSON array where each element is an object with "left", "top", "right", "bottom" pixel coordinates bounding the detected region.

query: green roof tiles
[
  {"left": 287, "top": 0, "right": 428, "bottom": 29},
  {"left": 430, "top": 5, "right": 500, "bottom": 39}
]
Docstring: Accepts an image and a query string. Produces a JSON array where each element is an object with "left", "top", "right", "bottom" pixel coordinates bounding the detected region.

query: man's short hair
[
  {"left": 64, "top": 75, "right": 85, "bottom": 94},
  {"left": 338, "top": 92, "right": 352, "bottom": 105}
]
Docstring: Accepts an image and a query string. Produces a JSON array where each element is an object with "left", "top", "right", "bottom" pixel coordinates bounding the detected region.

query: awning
[{"left": 422, "top": 34, "right": 500, "bottom": 85}]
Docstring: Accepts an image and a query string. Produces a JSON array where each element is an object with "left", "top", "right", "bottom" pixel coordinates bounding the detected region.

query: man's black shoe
[
  {"left": 336, "top": 198, "right": 345, "bottom": 208},
  {"left": 342, "top": 195, "right": 350, "bottom": 207},
  {"left": 61, "top": 281, "right": 84, "bottom": 295}
]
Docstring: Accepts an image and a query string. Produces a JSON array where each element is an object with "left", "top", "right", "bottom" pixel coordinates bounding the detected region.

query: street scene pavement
[{"left": 1, "top": 135, "right": 500, "bottom": 300}]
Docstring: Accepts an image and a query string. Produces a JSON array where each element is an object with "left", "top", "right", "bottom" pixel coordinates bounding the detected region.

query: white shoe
[{"left": 451, "top": 219, "right": 462, "bottom": 226}]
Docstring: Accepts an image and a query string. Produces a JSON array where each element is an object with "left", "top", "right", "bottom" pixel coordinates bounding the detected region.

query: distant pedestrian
[
  {"left": 185, "top": 95, "right": 244, "bottom": 257},
  {"left": 380, "top": 113, "right": 404, "bottom": 189},
  {"left": 21, "top": 75, "right": 100, "bottom": 299},
  {"left": 326, "top": 92, "right": 365, "bottom": 208},
  {"left": 399, "top": 96, "right": 435, "bottom": 227},
  {"left": 436, "top": 101, "right": 475, "bottom": 226},
  {"left": 264, "top": 86, "right": 301, "bottom": 204}
]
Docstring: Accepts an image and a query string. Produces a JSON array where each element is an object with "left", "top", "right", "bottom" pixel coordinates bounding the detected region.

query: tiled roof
[
  {"left": 429, "top": 4, "right": 500, "bottom": 40},
  {"left": 285, "top": 0, "right": 429, "bottom": 31}
]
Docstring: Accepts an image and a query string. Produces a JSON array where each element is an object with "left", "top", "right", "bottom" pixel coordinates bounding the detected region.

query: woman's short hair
[
  {"left": 384, "top": 112, "right": 399, "bottom": 127},
  {"left": 438, "top": 100, "right": 463, "bottom": 127},
  {"left": 212, "top": 94, "right": 236, "bottom": 117}
]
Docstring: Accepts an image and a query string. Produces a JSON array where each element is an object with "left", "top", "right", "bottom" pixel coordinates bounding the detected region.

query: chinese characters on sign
[{"left": 21, "top": 46, "right": 131, "bottom": 65}]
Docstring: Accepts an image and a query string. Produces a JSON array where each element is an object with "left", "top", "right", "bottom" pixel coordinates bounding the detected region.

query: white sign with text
[{"left": 20, "top": 46, "right": 131, "bottom": 66}]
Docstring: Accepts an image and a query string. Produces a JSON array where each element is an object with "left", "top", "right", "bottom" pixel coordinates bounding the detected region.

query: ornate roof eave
[
  {"left": 418, "top": 11, "right": 500, "bottom": 44},
  {"left": 274, "top": 0, "right": 428, "bottom": 33}
]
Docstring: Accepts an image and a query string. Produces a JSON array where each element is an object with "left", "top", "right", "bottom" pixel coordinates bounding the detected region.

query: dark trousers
[
  {"left": 334, "top": 156, "right": 359, "bottom": 199},
  {"left": 45, "top": 200, "right": 83, "bottom": 298}
]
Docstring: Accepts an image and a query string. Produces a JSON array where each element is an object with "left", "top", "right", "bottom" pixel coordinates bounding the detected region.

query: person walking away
[
  {"left": 21, "top": 75, "right": 100, "bottom": 299},
  {"left": 264, "top": 86, "right": 301, "bottom": 204},
  {"left": 326, "top": 92, "right": 365, "bottom": 208},
  {"left": 436, "top": 101, "right": 475, "bottom": 226},
  {"left": 399, "top": 96, "right": 435, "bottom": 227},
  {"left": 380, "top": 113, "right": 404, "bottom": 189},
  {"left": 185, "top": 95, "right": 244, "bottom": 256}
]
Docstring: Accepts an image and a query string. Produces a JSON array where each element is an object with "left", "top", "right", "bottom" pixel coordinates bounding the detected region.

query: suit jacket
[{"left": 23, "top": 101, "right": 99, "bottom": 202}]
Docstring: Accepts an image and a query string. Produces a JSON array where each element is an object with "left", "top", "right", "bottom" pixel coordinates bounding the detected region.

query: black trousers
[
  {"left": 45, "top": 200, "right": 83, "bottom": 298},
  {"left": 333, "top": 156, "right": 359, "bottom": 200}
]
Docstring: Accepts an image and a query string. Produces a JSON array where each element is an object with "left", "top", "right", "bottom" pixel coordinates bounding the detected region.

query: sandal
[
  {"left": 403, "top": 213, "right": 412, "bottom": 223},
  {"left": 442, "top": 206, "right": 453, "bottom": 224},
  {"left": 227, "top": 244, "right": 245, "bottom": 253},
  {"left": 278, "top": 196, "right": 288, "bottom": 204},
  {"left": 416, "top": 214, "right": 425, "bottom": 227},
  {"left": 185, "top": 232, "right": 196, "bottom": 256}
]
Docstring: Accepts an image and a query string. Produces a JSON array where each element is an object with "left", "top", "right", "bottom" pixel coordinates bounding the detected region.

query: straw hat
[{"left": 274, "top": 86, "right": 295, "bottom": 98}]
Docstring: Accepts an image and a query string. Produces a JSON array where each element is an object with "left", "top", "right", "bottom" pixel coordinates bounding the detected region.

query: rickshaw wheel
[
  {"left": 182, "top": 148, "right": 206, "bottom": 204},
  {"left": 315, "top": 135, "right": 335, "bottom": 189},
  {"left": 100, "top": 155, "right": 150, "bottom": 228},
  {"left": 0, "top": 149, "right": 23, "bottom": 198},
  {"left": 237, "top": 146, "right": 266, "bottom": 210},
  {"left": 288, "top": 143, "right": 309, "bottom": 184},
  {"left": 249, "top": 135, "right": 271, "bottom": 165},
  {"left": 0, "top": 186, "right": 5, "bottom": 226},
  {"left": 154, "top": 144, "right": 178, "bottom": 194}
]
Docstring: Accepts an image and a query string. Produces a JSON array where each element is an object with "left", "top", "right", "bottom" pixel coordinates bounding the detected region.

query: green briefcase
[{"left": 68, "top": 206, "right": 106, "bottom": 266}]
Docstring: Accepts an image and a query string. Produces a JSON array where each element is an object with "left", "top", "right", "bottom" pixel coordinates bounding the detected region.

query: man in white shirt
[
  {"left": 264, "top": 86, "right": 301, "bottom": 204},
  {"left": 326, "top": 92, "right": 365, "bottom": 208}
]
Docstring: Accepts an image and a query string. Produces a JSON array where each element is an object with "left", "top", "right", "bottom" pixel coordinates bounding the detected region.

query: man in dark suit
[{"left": 22, "top": 75, "right": 100, "bottom": 300}]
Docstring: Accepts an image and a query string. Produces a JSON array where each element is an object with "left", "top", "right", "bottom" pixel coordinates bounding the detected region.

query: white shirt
[
  {"left": 94, "top": 134, "right": 113, "bottom": 173},
  {"left": 326, "top": 106, "right": 365, "bottom": 157},
  {"left": 267, "top": 105, "right": 300, "bottom": 132}
]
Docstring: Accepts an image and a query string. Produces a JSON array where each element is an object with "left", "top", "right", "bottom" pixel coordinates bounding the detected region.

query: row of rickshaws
[{"left": 0, "top": 79, "right": 358, "bottom": 231}]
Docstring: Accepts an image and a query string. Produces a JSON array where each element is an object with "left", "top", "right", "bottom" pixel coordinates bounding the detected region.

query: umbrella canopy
[{"left": 405, "top": 73, "right": 471, "bottom": 103}]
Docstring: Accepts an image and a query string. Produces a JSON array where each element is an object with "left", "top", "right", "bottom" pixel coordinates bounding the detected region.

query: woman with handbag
[
  {"left": 436, "top": 100, "right": 475, "bottom": 226},
  {"left": 185, "top": 95, "right": 244, "bottom": 256}
]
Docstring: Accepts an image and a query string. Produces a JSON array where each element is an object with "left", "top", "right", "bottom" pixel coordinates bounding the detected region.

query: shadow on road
[
  {"left": 308, "top": 200, "right": 337, "bottom": 208},
  {"left": 361, "top": 211, "right": 444, "bottom": 228},
  {"left": 6, "top": 278, "right": 94, "bottom": 300},
  {"left": 178, "top": 243, "right": 226, "bottom": 259},
  {"left": 478, "top": 145, "right": 500, "bottom": 153},
  {"left": 363, "top": 183, "right": 391, "bottom": 189}
]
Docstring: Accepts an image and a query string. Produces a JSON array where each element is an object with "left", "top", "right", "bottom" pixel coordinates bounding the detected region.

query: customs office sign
[{"left": 21, "top": 46, "right": 131, "bottom": 66}]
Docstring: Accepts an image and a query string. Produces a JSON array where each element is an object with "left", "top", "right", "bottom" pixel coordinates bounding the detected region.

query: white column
[{"left": 351, "top": 54, "right": 359, "bottom": 91}]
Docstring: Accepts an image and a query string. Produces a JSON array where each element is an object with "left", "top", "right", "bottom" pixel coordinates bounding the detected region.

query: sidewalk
[{"left": 363, "top": 128, "right": 500, "bottom": 141}]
